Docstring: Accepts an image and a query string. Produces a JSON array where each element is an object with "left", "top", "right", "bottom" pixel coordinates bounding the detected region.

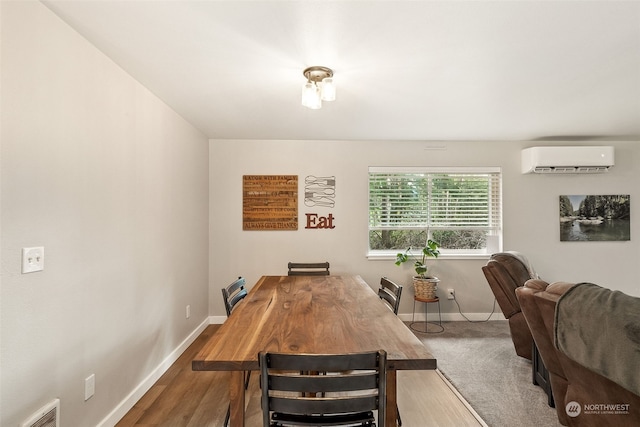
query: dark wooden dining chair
[
  {"left": 259, "top": 350, "right": 386, "bottom": 427},
  {"left": 221, "top": 276, "right": 247, "bottom": 316},
  {"left": 377, "top": 277, "right": 403, "bottom": 425},
  {"left": 287, "top": 262, "right": 330, "bottom": 276},
  {"left": 221, "top": 276, "right": 250, "bottom": 426},
  {"left": 378, "top": 277, "right": 403, "bottom": 315}
]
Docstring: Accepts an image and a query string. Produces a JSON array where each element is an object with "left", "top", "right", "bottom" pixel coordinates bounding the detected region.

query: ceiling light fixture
[{"left": 301, "top": 66, "right": 335, "bottom": 109}]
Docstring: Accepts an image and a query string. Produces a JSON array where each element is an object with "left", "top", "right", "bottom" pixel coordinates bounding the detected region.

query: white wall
[
  {"left": 209, "top": 139, "right": 639, "bottom": 320},
  {"left": 1, "top": 2, "right": 209, "bottom": 426},
  {"left": 2, "top": 2, "right": 638, "bottom": 426}
]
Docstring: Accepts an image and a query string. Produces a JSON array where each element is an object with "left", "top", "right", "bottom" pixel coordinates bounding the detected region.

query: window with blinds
[{"left": 368, "top": 167, "right": 502, "bottom": 255}]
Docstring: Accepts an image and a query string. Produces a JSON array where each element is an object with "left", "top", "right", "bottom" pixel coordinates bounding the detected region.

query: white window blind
[{"left": 368, "top": 167, "right": 502, "bottom": 255}]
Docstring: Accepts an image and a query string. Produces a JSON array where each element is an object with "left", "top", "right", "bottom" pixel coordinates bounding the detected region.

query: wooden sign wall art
[
  {"left": 243, "top": 175, "right": 298, "bottom": 230},
  {"left": 304, "top": 175, "right": 336, "bottom": 229}
]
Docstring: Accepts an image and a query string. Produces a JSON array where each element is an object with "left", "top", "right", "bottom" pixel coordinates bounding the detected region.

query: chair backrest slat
[
  {"left": 287, "top": 262, "right": 330, "bottom": 276},
  {"left": 265, "top": 351, "right": 379, "bottom": 371},
  {"left": 269, "top": 395, "right": 379, "bottom": 415},
  {"left": 270, "top": 372, "right": 379, "bottom": 393}
]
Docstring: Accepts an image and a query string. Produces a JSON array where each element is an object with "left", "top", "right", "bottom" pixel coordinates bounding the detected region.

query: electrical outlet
[
  {"left": 447, "top": 288, "right": 455, "bottom": 300},
  {"left": 186, "top": 305, "right": 191, "bottom": 319},
  {"left": 22, "top": 247, "right": 44, "bottom": 273}
]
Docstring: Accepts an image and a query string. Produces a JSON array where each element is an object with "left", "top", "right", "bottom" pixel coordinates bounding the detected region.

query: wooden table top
[{"left": 192, "top": 275, "right": 436, "bottom": 372}]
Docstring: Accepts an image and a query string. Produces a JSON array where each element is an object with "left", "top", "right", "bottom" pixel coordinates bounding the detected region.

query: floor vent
[{"left": 21, "top": 398, "right": 60, "bottom": 427}]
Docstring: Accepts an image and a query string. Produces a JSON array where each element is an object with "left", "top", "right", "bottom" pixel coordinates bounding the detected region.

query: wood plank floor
[{"left": 116, "top": 325, "right": 485, "bottom": 426}]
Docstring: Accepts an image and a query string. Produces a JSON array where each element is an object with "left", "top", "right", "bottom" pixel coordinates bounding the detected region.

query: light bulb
[
  {"left": 302, "top": 82, "right": 322, "bottom": 109},
  {"left": 320, "top": 77, "right": 335, "bottom": 102}
]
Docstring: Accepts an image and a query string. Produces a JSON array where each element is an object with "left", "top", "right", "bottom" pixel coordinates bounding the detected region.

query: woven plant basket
[{"left": 413, "top": 277, "right": 440, "bottom": 299}]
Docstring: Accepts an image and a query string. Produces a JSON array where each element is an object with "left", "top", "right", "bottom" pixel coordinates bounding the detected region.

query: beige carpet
[{"left": 411, "top": 320, "right": 563, "bottom": 427}]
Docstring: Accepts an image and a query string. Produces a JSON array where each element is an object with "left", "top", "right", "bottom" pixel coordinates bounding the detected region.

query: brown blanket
[{"left": 554, "top": 282, "right": 640, "bottom": 396}]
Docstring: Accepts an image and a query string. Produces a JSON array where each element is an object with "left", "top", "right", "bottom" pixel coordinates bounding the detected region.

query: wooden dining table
[{"left": 192, "top": 275, "right": 437, "bottom": 426}]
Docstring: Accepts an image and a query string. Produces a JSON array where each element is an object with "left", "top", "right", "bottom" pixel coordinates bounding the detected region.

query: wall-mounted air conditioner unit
[{"left": 521, "top": 146, "right": 614, "bottom": 174}]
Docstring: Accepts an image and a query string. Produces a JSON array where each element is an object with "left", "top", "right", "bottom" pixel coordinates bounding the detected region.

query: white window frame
[{"left": 367, "top": 166, "right": 502, "bottom": 259}]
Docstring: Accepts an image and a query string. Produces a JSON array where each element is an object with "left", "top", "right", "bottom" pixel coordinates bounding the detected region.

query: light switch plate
[{"left": 22, "top": 247, "right": 44, "bottom": 273}]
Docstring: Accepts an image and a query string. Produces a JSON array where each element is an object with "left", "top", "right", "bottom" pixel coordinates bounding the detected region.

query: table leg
[
  {"left": 385, "top": 370, "right": 397, "bottom": 426},
  {"left": 229, "top": 370, "right": 245, "bottom": 427},
  {"left": 424, "top": 300, "right": 429, "bottom": 331}
]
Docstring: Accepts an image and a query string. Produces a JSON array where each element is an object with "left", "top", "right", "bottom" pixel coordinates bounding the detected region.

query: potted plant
[{"left": 395, "top": 239, "right": 441, "bottom": 299}]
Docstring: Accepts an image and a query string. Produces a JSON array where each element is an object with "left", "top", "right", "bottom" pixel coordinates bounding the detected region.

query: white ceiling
[{"left": 42, "top": 0, "right": 640, "bottom": 141}]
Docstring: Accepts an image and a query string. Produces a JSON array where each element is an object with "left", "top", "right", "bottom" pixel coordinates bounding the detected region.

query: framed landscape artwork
[{"left": 559, "top": 195, "right": 630, "bottom": 242}]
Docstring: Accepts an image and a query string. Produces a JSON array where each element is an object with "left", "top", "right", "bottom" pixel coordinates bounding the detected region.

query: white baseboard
[
  {"left": 209, "top": 315, "right": 226, "bottom": 325},
  {"left": 98, "top": 317, "right": 210, "bottom": 427}
]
